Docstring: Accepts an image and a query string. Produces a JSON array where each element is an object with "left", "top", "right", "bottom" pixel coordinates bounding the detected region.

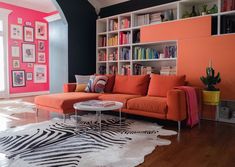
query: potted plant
[
  {"left": 200, "top": 60, "right": 221, "bottom": 105},
  {"left": 201, "top": 4, "right": 208, "bottom": 16}
]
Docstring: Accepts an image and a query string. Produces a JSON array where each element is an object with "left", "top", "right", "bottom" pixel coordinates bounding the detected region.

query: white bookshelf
[{"left": 96, "top": 0, "right": 235, "bottom": 75}]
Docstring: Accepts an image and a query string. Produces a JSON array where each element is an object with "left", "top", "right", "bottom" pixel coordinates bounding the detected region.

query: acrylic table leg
[
  {"left": 75, "top": 109, "right": 79, "bottom": 132},
  {"left": 119, "top": 108, "right": 122, "bottom": 128},
  {"left": 97, "top": 111, "right": 101, "bottom": 133}
]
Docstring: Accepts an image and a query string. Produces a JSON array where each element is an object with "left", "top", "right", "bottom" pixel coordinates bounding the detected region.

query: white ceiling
[{"left": 0, "top": 0, "right": 129, "bottom": 13}]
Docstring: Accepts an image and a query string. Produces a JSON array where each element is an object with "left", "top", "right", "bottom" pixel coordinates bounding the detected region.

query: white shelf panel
[
  {"left": 119, "top": 60, "right": 131, "bottom": 62},
  {"left": 217, "top": 118, "right": 235, "bottom": 124},
  {"left": 219, "top": 10, "right": 235, "bottom": 16},
  {"left": 97, "top": 47, "right": 107, "bottom": 49},
  {"left": 108, "top": 30, "right": 119, "bottom": 34},
  {"left": 97, "top": 61, "right": 107, "bottom": 63},
  {"left": 119, "top": 44, "right": 131, "bottom": 47},
  {"left": 98, "top": 32, "right": 107, "bottom": 35},
  {"left": 107, "top": 46, "right": 118, "bottom": 48},
  {"left": 132, "top": 58, "right": 177, "bottom": 62},
  {"left": 132, "top": 40, "right": 177, "bottom": 46}
]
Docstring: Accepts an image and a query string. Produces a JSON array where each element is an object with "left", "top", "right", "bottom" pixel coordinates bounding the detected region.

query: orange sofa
[{"left": 35, "top": 74, "right": 201, "bottom": 131}]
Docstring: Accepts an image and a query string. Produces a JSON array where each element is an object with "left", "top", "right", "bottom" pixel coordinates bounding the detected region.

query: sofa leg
[
  {"left": 35, "top": 108, "right": 39, "bottom": 117},
  {"left": 178, "top": 121, "right": 181, "bottom": 132},
  {"left": 63, "top": 114, "right": 66, "bottom": 123}
]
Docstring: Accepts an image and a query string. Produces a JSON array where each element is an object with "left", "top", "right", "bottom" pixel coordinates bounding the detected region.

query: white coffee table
[{"left": 73, "top": 100, "right": 123, "bottom": 133}]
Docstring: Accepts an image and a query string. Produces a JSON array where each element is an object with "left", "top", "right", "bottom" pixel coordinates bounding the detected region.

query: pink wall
[{"left": 0, "top": 2, "right": 54, "bottom": 94}]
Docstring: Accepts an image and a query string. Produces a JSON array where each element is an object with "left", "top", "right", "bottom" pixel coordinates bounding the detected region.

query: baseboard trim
[{"left": 9, "top": 91, "right": 50, "bottom": 98}]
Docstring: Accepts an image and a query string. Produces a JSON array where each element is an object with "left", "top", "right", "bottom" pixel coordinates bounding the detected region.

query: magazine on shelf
[{"left": 80, "top": 100, "right": 116, "bottom": 107}]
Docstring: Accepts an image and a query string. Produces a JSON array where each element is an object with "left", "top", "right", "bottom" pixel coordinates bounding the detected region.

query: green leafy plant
[{"left": 200, "top": 66, "right": 221, "bottom": 91}]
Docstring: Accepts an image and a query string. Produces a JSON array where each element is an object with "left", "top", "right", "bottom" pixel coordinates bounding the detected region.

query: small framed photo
[
  {"left": 34, "top": 64, "right": 47, "bottom": 83},
  {"left": 11, "top": 24, "right": 23, "bottom": 40},
  {"left": 38, "top": 52, "right": 46, "bottom": 63},
  {"left": 22, "top": 43, "right": 36, "bottom": 63},
  {"left": 38, "top": 40, "right": 45, "bottom": 51},
  {"left": 12, "top": 46, "right": 20, "bottom": 57},
  {"left": 24, "top": 26, "right": 34, "bottom": 42},
  {"left": 12, "top": 60, "right": 20, "bottom": 68},
  {"left": 12, "top": 70, "right": 25, "bottom": 87},
  {"left": 26, "top": 72, "right": 33, "bottom": 81},
  {"left": 25, "top": 21, "right": 32, "bottom": 26},
  {"left": 27, "top": 63, "right": 34, "bottom": 68},
  {"left": 17, "top": 18, "right": 22, "bottom": 24},
  {"left": 35, "top": 21, "right": 47, "bottom": 40}
]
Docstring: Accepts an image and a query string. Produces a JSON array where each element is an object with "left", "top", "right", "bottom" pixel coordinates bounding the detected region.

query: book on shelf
[
  {"left": 136, "top": 14, "right": 150, "bottom": 26},
  {"left": 109, "top": 19, "right": 118, "bottom": 31},
  {"left": 120, "top": 47, "right": 130, "bottom": 60},
  {"left": 99, "top": 65, "right": 106, "bottom": 75},
  {"left": 121, "top": 64, "right": 131, "bottom": 75},
  {"left": 133, "top": 30, "right": 140, "bottom": 43},
  {"left": 121, "top": 18, "right": 130, "bottom": 29},
  {"left": 120, "top": 32, "right": 131, "bottom": 45},
  {"left": 160, "top": 66, "right": 176, "bottom": 75},
  {"left": 133, "top": 64, "right": 153, "bottom": 75},
  {"left": 133, "top": 47, "right": 159, "bottom": 60},
  {"left": 221, "top": 0, "right": 235, "bottom": 12},
  {"left": 108, "top": 49, "right": 118, "bottom": 61},
  {"left": 163, "top": 46, "right": 177, "bottom": 58},
  {"left": 99, "top": 36, "right": 106, "bottom": 47},
  {"left": 98, "top": 50, "right": 106, "bottom": 61},
  {"left": 80, "top": 100, "right": 116, "bottom": 107},
  {"left": 109, "top": 65, "right": 118, "bottom": 75},
  {"left": 108, "top": 35, "right": 118, "bottom": 46}
]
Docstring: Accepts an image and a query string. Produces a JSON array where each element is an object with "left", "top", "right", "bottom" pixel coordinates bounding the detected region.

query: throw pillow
[
  {"left": 75, "top": 75, "right": 91, "bottom": 92},
  {"left": 95, "top": 74, "right": 115, "bottom": 93},
  {"left": 85, "top": 75, "right": 108, "bottom": 93},
  {"left": 148, "top": 74, "right": 186, "bottom": 97}
]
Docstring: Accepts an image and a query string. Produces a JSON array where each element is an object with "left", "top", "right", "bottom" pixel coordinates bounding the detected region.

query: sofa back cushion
[
  {"left": 113, "top": 75, "right": 150, "bottom": 95},
  {"left": 148, "top": 74, "right": 186, "bottom": 97},
  {"left": 95, "top": 74, "right": 115, "bottom": 93}
]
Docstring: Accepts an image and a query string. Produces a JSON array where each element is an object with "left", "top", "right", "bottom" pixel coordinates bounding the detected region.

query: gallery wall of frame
[{"left": 0, "top": 2, "right": 53, "bottom": 95}]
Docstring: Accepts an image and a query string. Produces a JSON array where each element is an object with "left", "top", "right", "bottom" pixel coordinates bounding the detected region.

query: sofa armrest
[
  {"left": 167, "top": 89, "right": 187, "bottom": 121},
  {"left": 63, "top": 83, "right": 77, "bottom": 92}
]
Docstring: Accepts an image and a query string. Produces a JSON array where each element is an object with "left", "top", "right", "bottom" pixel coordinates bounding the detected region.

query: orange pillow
[
  {"left": 113, "top": 75, "right": 150, "bottom": 95},
  {"left": 95, "top": 74, "right": 115, "bottom": 93},
  {"left": 148, "top": 74, "right": 186, "bottom": 97}
]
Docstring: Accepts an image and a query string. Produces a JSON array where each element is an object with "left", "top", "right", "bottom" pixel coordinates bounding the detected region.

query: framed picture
[
  {"left": 22, "top": 43, "right": 36, "bottom": 63},
  {"left": 26, "top": 72, "right": 33, "bottom": 81},
  {"left": 10, "top": 24, "right": 23, "bottom": 40},
  {"left": 38, "top": 52, "right": 46, "bottom": 63},
  {"left": 35, "top": 21, "right": 47, "bottom": 40},
  {"left": 27, "top": 63, "right": 33, "bottom": 68},
  {"left": 38, "top": 40, "right": 45, "bottom": 51},
  {"left": 12, "top": 70, "right": 25, "bottom": 87},
  {"left": 34, "top": 64, "right": 47, "bottom": 83},
  {"left": 24, "top": 26, "right": 34, "bottom": 42},
  {"left": 12, "top": 60, "right": 20, "bottom": 68},
  {"left": 11, "top": 46, "right": 20, "bottom": 57}
]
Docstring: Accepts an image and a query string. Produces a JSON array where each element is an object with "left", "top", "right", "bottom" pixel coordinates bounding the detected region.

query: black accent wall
[
  {"left": 99, "top": 0, "right": 178, "bottom": 18},
  {"left": 56, "top": 0, "right": 97, "bottom": 82}
]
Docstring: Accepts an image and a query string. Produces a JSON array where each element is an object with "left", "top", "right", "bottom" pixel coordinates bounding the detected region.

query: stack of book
[
  {"left": 98, "top": 50, "right": 106, "bottom": 61},
  {"left": 150, "top": 12, "right": 162, "bottom": 24},
  {"left": 221, "top": 0, "right": 235, "bottom": 12},
  {"left": 120, "top": 47, "right": 130, "bottom": 60},
  {"left": 163, "top": 46, "right": 177, "bottom": 58},
  {"left": 99, "top": 36, "right": 106, "bottom": 47},
  {"left": 160, "top": 66, "right": 176, "bottom": 75},
  {"left": 121, "top": 18, "right": 130, "bottom": 29},
  {"left": 120, "top": 32, "right": 131, "bottom": 45},
  {"left": 108, "top": 49, "right": 118, "bottom": 61},
  {"left": 133, "top": 64, "right": 153, "bottom": 75},
  {"left": 80, "top": 100, "right": 116, "bottom": 107},
  {"left": 109, "top": 65, "right": 118, "bottom": 75},
  {"left": 136, "top": 14, "right": 150, "bottom": 26},
  {"left": 109, "top": 19, "right": 118, "bottom": 31},
  {"left": 99, "top": 65, "right": 106, "bottom": 75},
  {"left": 108, "top": 35, "right": 118, "bottom": 46},
  {"left": 121, "top": 64, "right": 131, "bottom": 75},
  {"left": 133, "top": 47, "right": 159, "bottom": 60}
]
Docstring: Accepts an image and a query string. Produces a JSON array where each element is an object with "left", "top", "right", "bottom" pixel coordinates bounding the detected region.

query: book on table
[{"left": 80, "top": 100, "right": 116, "bottom": 107}]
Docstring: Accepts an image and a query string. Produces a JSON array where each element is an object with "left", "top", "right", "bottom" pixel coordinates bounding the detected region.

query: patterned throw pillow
[
  {"left": 75, "top": 75, "right": 91, "bottom": 92},
  {"left": 85, "top": 75, "right": 108, "bottom": 93}
]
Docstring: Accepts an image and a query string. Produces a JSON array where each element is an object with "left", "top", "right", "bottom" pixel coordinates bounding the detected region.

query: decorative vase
[{"left": 202, "top": 90, "right": 220, "bottom": 105}]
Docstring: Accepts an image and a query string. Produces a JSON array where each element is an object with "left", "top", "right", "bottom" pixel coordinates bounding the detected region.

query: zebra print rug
[{"left": 0, "top": 114, "right": 177, "bottom": 167}]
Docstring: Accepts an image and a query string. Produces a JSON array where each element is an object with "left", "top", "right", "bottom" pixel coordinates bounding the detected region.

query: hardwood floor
[{"left": 0, "top": 97, "right": 235, "bottom": 167}]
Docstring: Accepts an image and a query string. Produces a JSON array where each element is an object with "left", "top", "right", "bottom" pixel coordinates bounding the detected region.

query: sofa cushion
[
  {"left": 98, "top": 93, "right": 141, "bottom": 108},
  {"left": 35, "top": 92, "right": 100, "bottom": 113},
  {"left": 85, "top": 75, "right": 108, "bottom": 93},
  {"left": 112, "top": 75, "right": 150, "bottom": 95},
  {"left": 96, "top": 74, "right": 115, "bottom": 93},
  {"left": 148, "top": 74, "right": 186, "bottom": 97},
  {"left": 127, "top": 96, "right": 167, "bottom": 114}
]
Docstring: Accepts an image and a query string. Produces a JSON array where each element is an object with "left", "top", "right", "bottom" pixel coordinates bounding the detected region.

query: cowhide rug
[
  {"left": 0, "top": 99, "right": 35, "bottom": 116},
  {"left": 0, "top": 114, "right": 177, "bottom": 167}
]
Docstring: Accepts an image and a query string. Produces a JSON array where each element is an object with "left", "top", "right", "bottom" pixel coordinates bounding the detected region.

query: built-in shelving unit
[{"left": 96, "top": 0, "right": 235, "bottom": 75}]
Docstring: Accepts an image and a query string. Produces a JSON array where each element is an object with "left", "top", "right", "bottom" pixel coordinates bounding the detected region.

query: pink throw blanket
[{"left": 176, "top": 86, "right": 199, "bottom": 127}]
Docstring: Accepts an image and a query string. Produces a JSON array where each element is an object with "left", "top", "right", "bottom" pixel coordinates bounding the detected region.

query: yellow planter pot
[{"left": 202, "top": 90, "right": 220, "bottom": 105}]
